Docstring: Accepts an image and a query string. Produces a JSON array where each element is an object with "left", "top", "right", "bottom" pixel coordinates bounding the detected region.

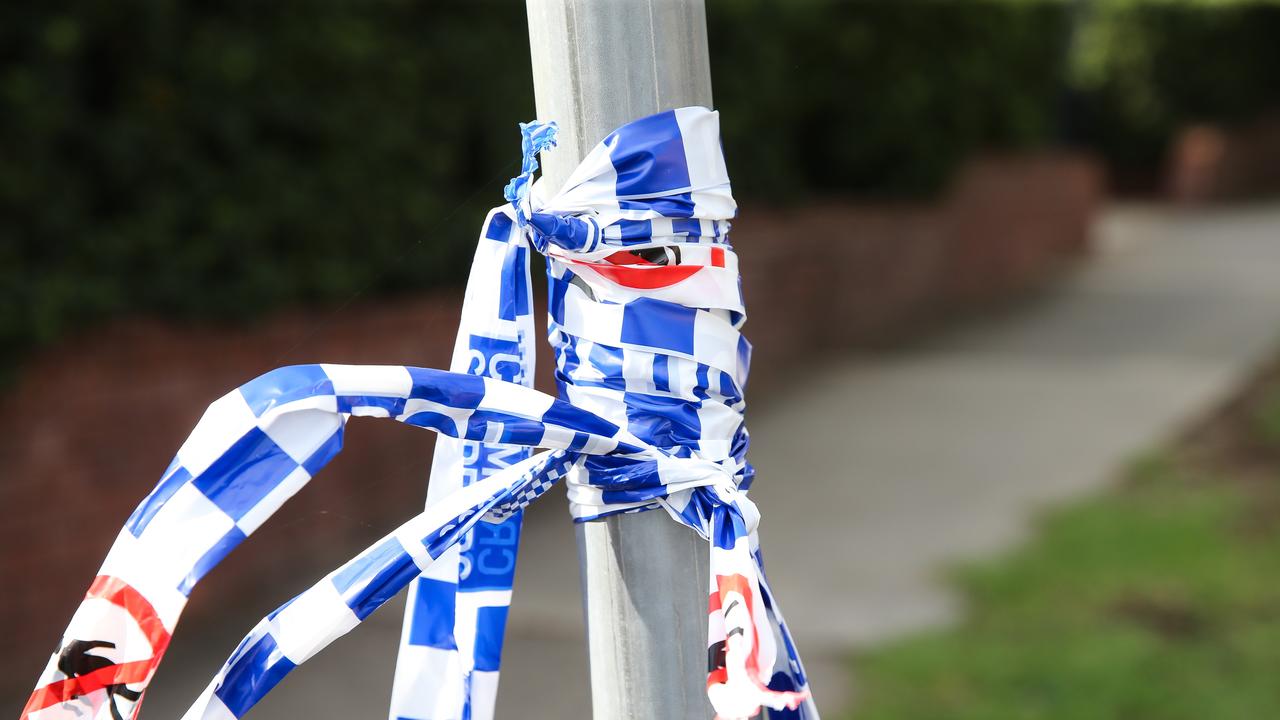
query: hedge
[{"left": 3, "top": 0, "right": 1278, "bottom": 374}]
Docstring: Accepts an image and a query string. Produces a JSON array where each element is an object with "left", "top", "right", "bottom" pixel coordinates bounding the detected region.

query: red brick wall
[
  {"left": 1168, "top": 115, "right": 1280, "bottom": 203},
  {"left": 740, "top": 153, "right": 1101, "bottom": 389},
  {"left": 0, "top": 152, "right": 1100, "bottom": 694}
]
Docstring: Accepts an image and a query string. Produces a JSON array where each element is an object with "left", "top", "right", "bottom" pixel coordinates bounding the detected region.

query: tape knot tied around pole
[{"left": 24, "top": 108, "right": 817, "bottom": 720}]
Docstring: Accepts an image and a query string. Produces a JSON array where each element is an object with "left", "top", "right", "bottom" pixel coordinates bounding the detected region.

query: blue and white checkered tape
[{"left": 24, "top": 107, "right": 816, "bottom": 720}]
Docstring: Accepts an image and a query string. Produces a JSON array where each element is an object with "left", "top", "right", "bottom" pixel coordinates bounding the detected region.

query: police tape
[{"left": 23, "top": 107, "right": 817, "bottom": 720}]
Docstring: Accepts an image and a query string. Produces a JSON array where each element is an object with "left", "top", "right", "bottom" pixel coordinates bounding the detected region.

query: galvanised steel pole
[{"left": 524, "top": 0, "right": 714, "bottom": 717}]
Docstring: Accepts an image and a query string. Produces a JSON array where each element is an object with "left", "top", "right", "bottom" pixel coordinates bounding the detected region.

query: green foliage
[
  {"left": 851, "top": 454, "right": 1280, "bottom": 719},
  {"left": 3, "top": 0, "right": 1279, "bottom": 373},
  {"left": 1254, "top": 387, "right": 1280, "bottom": 446},
  {"left": 709, "top": 0, "right": 1280, "bottom": 197},
  {"left": 1070, "top": 1, "right": 1280, "bottom": 188},
  {"left": 709, "top": 0, "right": 1073, "bottom": 199},
  {"left": 1, "top": 1, "right": 537, "bottom": 371}
]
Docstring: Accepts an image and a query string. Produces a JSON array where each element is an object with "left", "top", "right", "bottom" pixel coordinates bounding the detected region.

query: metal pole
[{"left": 524, "top": 1, "right": 714, "bottom": 717}]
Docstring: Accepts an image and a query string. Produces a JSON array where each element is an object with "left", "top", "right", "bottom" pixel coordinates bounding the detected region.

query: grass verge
[{"left": 849, "top": 358, "right": 1280, "bottom": 720}]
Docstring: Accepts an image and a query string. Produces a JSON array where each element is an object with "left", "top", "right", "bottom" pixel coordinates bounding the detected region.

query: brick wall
[
  {"left": 0, "top": 152, "right": 1100, "bottom": 693},
  {"left": 740, "top": 153, "right": 1101, "bottom": 389},
  {"left": 1168, "top": 115, "right": 1280, "bottom": 203}
]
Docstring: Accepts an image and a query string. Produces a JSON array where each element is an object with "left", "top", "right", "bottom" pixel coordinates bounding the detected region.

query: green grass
[
  {"left": 849, "top": 450, "right": 1280, "bottom": 720},
  {"left": 1254, "top": 387, "right": 1280, "bottom": 446}
]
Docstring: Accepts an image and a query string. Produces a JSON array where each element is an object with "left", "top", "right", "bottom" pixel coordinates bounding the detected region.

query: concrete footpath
[{"left": 127, "top": 204, "right": 1280, "bottom": 718}]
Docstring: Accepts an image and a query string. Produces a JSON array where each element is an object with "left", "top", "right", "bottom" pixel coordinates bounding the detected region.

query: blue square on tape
[
  {"left": 407, "top": 577, "right": 458, "bottom": 650},
  {"left": 473, "top": 605, "right": 510, "bottom": 671},
  {"left": 485, "top": 211, "right": 514, "bottom": 241},
  {"left": 126, "top": 463, "right": 192, "bottom": 537},
  {"left": 239, "top": 365, "right": 333, "bottom": 417},
  {"left": 193, "top": 427, "right": 299, "bottom": 522},
  {"left": 180, "top": 525, "right": 247, "bottom": 596},
  {"left": 623, "top": 391, "right": 702, "bottom": 448},
  {"left": 621, "top": 298, "right": 696, "bottom": 355},
  {"left": 332, "top": 537, "right": 420, "bottom": 620},
  {"left": 611, "top": 110, "right": 690, "bottom": 197},
  {"left": 214, "top": 633, "right": 296, "bottom": 717}
]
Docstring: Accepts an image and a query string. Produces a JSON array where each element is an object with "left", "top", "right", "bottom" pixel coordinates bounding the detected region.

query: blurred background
[{"left": 5, "top": 0, "right": 1280, "bottom": 717}]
